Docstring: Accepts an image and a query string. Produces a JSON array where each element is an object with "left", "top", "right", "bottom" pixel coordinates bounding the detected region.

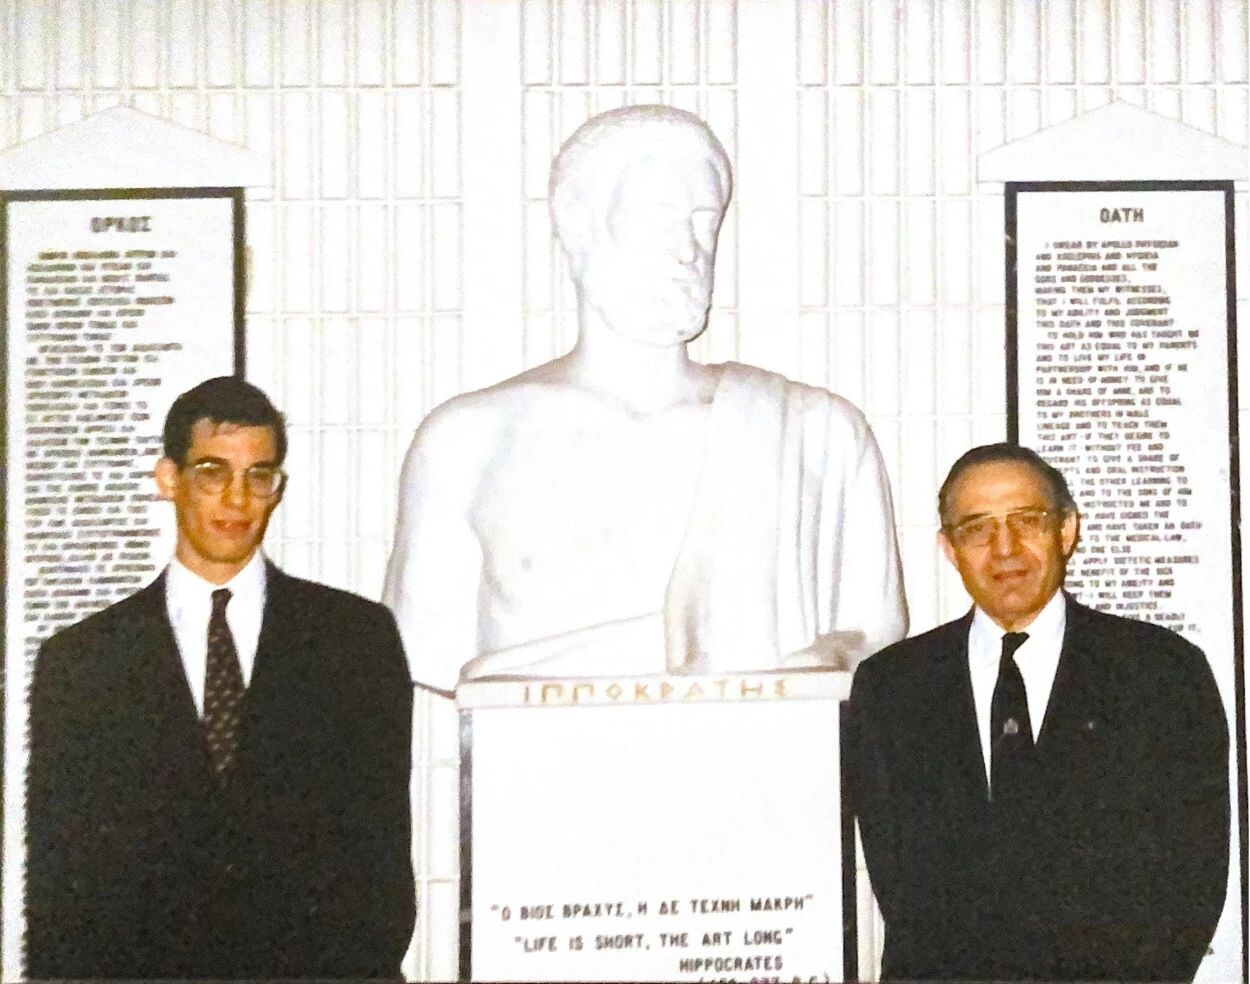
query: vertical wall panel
[
  {"left": 1008, "top": 0, "right": 1041, "bottom": 82},
  {"left": 1220, "top": 0, "right": 1249, "bottom": 82},
  {"left": 833, "top": 0, "right": 864, "bottom": 84},
  {"left": 16, "top": 3, "right": 48, "bottom": 90},
  {"left": 319, "top": 91, "right": 351, "bottom": 199},
  {"left": 1149, "top": 0, "right": 1183, "bottom": 83},
  {"left": 1117, "top": 0, "right": 1149, "bottom": 83},
  {"left": 355, "top": 0, "right": 386, "bottom": 87},
  {"left": 357, "top": 91, "right": 388, "bottom": 198},
  {"left": 670, "top": 0, "right": 700, "bottom": 85},
  {"left": 976, "top": 0, "right": 1007, "bottom": 84},
  {"left": 320, "top": 205, "right": 352, "bottom": 313},
  {"left": 868, "top": 0, "right": 898, "bottom": 84},
  {"left": 318, "top": 0, "right": 350, "bottom": 86},
  {"left": 1045, "top": 0, "right": 1077, "bottom": 83},
  {"left": 429, "top": 0, "right": 460, "bottom": 85},
  {"left": 939, "top": 1, "right": 970, "bottom": 84},
  {"left": 205, "top": 0, "right": 237, "bottom": 88},
  {"left": 706, "top": 2, "right": 737, "bottom": 84},
  {"left": 595, "top": 2, "right": 626, "bottom": 84},
  {"left": 558, "top": 0, "right": 589, "bottom": 85},
  {"left": 1079, "top": 1, "right": 1112, "bottom": 82},
  {"left": 242, "top": 0, "right": 274, "bottom": 87},
  {"left": 55, "top": 0, "right": 84, "bottom": 90},
  {"left": 798, "top": 1, "right": 828, "bottom": 84},
  {"left": 168, "top": 2, "right": 199, "bottom": 88},
  {"left": 393, "top": 0, "right": 424, "bottom": 85},
  {"left": 905, "top": 0, "right": 935, "bottom": 85}
]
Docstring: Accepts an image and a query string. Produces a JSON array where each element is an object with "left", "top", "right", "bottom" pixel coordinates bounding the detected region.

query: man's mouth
[{"left": 212, "top": 519, "right": 252, "bottom": 536}]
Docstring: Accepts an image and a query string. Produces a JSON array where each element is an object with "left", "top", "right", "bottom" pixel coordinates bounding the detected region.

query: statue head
[{"left": 549, "top": 105, "right": 733, "bottom": 347}]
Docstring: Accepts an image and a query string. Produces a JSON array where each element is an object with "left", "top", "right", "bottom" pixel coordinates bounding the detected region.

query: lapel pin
[{"left": 1004, "top": 718, "right": 1019, "bottom": 736}]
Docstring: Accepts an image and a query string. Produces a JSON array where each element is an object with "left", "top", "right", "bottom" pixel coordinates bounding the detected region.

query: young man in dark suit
[
  {"left": 849, "top": 443, "right": 1228, "bottom": 982},
  {"left": 26, "top": 376, "right": 415, "bottom": 980}
]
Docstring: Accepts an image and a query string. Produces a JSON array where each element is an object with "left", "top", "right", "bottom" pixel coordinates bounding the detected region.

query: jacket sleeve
[
  {"left": 24, "top": 633, "right": 107, "bottom": 980},
  {"left": 324, "top": 605, "right": 416, "bottom": 979}
]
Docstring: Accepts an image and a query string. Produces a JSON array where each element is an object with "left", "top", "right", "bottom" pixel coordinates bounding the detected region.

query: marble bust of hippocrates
[{"left": 384, "top": 104, "right": 908, "bottom": 696}]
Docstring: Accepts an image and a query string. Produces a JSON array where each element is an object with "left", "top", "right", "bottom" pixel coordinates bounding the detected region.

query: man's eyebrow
[{"left": 187, "top": 456, "right": 280, "bottom": 469}]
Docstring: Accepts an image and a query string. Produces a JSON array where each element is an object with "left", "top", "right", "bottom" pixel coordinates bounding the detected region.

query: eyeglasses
[
  {"left": 945, "top": 508, "right": 1057, "bottom": 549},
  {"left": 185, "top": 459, "right": 286, "bottom": 499}
]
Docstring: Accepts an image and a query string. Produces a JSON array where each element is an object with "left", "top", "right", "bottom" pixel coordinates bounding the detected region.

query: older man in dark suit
[
  {"left": 849, "top": 443, "right": 1228, "bottom": 982},
  {"left": 26, "top": 376, "right": 415, "bottom": 980}
]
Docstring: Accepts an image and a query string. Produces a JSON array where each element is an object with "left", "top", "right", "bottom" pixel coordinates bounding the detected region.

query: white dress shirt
[
  {"left": 165, "top": 551, "right": 267, "bottom": 716},
  {"left": 967, "top": 589, "right": 1067, "bottom": 786}
]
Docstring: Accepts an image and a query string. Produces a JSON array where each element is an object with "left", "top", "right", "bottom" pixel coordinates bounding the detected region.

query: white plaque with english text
[
  {"left": 460, "top": 672, "right": 853, "bottom": 983},
  {"left": 1008, "top": 181, "right": 1242, "bottom": 984}
]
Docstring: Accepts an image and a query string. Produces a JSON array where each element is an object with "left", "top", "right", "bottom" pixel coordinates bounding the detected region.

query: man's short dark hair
[
  {"left": 938, "top": 443, "right": 1077, "bottom": 527},
  {"left": 162, "top": 376, "right": 287, "bottom": 465}
]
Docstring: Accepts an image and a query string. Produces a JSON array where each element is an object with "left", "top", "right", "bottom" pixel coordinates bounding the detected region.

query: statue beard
[{"left": 580, "top": 266, "right": 714, "bottom": 347}]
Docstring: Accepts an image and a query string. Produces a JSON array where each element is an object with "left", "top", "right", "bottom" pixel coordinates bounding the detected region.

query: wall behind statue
[{"left": 2, "top": 0, "right": 1248, "bottom": 979}]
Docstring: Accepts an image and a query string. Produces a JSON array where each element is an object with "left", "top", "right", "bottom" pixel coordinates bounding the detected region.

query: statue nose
[{"left": 669, "top": 221, "right": 699, "bottom": 265}]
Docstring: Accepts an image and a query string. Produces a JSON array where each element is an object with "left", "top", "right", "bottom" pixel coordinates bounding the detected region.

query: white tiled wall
[{"left": 2, "top": 1, "right": 1247, "bottom": 979}]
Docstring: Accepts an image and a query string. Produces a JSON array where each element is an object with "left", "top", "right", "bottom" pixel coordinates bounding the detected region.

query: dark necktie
[
  {"left": 990, "top": 631, "right": 1032, "bottom": 806},
  {"left": 203, "top": 588, "right": 244, "bottom": 780}
]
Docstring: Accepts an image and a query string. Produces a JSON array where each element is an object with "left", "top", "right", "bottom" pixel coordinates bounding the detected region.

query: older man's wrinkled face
[
  {"left": 939, "top": 460, "right": 1078, "bottom": 632},
  {"left": 577, "top": 152, "right": 727, "bottom": 347}
]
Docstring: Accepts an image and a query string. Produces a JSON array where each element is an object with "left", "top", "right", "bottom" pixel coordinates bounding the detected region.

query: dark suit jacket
[
  {"left": 25, "top": 563, "right": 416, "bottom": 980},
  {"left": 848, "top": 594, "right": 1228, "bottom": 982}
]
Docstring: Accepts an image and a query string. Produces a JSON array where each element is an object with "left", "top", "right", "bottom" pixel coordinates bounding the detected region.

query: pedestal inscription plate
[{"left": 459, "top": 671, "right": 854, "bottom": 983}]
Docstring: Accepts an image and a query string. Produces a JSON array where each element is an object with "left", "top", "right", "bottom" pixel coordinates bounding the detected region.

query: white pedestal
[{"left": 458, "top": 670, "right": 855, "bottom": 983}]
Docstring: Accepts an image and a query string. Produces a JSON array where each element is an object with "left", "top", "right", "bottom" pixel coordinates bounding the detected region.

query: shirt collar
[
  {"left": 969, "top": 589, "right": 1067, "bottom": 660},
  {"left": 167, "top": 550, "right": 267, "bottom": 613}
]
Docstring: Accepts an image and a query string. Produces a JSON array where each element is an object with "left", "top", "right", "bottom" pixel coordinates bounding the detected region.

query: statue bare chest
[{"left": 470, "top": 405, "right": 708, "bottom": 609}]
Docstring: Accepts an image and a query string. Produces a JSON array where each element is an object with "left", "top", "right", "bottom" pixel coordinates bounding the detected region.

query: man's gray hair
[{"left": 548, "top": 104, "right": 732, "bottom": 263}]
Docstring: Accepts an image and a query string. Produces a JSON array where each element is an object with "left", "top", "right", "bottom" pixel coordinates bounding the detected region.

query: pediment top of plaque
[
  {"left": 978, "top": 100, "right": 1248, "bottom": 183},
  {"left": 0, "top": 105, "right": 270, "bottom": 191}
]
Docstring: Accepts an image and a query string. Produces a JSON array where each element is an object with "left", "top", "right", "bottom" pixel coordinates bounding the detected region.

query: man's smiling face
[
  {"left": 155, "top": 419, "right": 282, "bottom": 584},
  {"left": 939, "top": 459, "right": 1078, "bottom": 631}
]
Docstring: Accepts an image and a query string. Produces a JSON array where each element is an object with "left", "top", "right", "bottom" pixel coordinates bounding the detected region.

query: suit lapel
[
  {"left": 1036, "top": 594, "right": 1104, "bottom": 758},
  {"left": 939, "top": 612, "right": 990, "bottom": 805},
  {"left": 126, "top": 573, "right": 208, "bottom": 781},
  {"left": 247, "top": 563, "right": 307, "bottom": 703},
  {"left": 231, "top": 564, "right": 309, "bottom": 782}
]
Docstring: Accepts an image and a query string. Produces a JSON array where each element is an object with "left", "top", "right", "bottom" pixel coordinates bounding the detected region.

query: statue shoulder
[
  {"left": 407, "top": 368, "right": 582, "bottom": 463},
  {"left": 720, "top": 361, "right": 873, "bottom": 435}
]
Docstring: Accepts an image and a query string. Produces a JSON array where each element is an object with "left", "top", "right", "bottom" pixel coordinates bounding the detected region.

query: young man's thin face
[{"left": 154, "top": 419, "right": 282, "bottom": 584}]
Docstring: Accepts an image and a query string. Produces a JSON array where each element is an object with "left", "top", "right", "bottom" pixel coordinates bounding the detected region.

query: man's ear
[
  {"left": 154, "top": 457, "right": 179, "bottom": 502},
  {"left": 1060, "top": 509, "right": 1080, "bottom": 559},
  {"left": 938, "top": 528, "right": 957, "bottom": 568},
  {"left": 557, "top": 200, "right": 596, "bottom": 279}
]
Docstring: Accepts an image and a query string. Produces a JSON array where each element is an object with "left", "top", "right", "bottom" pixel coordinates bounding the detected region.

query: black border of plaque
[
  {"left": 1005, "top": 179, "right": 1245, "bottom": 981},
  {"left": 0, "top": 186, "right": 246, "bottom": 962},
  {"left": 457, "top": 697, "right": 859, "bottom": 983}
]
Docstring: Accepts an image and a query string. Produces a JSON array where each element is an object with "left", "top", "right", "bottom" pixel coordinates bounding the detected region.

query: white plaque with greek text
[
  {"left": 460, "top": 671, "right": 852, "bottom": 983},
  {"left": 2, "top": 189, "right": 241, "bottom": 976}
]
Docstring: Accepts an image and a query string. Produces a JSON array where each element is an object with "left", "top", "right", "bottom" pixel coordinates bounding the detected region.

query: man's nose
[
  {"left": 989, "top": 519, "right": 1021, "bottom": 555},
  {"left": 669, "top": 220, "right": 698, "bottom": 265},
  {"left": 221, "top": 473, "right": 251, "bottom": 507}
]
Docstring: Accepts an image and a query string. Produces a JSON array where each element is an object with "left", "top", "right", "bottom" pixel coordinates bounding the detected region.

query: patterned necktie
[
  {"left": 990, "top": 631, "right": 1032, "bottom": 806},
  {"left": 203, "top": 588, "right": 244, "bottom": 780}
]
